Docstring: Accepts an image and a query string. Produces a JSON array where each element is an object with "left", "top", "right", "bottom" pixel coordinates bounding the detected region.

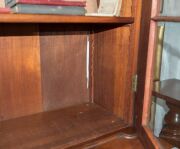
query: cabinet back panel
[
  {"left": 40, "top": 26, "right": 89, "bottom": 111},
  {"left": 93, "top": 26, "right": 132, "bottom": 123},
  {"left": 0, "top": 24, "right": 43, "bottom": 121}
]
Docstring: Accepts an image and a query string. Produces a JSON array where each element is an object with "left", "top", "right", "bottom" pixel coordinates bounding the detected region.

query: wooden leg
[{"left": 160, "top": 102, "right": 180, "bottom": 147}]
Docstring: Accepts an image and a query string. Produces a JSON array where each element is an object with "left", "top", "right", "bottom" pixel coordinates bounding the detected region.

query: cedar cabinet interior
[{"left": 0, "top": 0, "right": 140, "bottom": 147}]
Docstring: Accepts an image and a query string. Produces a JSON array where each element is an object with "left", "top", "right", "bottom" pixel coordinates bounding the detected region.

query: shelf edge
[{"left": 0, "top": 14, "right": 134, "bottom": 24}]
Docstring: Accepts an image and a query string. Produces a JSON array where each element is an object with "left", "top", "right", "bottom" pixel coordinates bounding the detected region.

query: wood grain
[
  {"left": 93, "top": 26, "right": 132, "bottom": 123},
  {"left": 134, "top": 0, "right": 151, "bottom": 128},
  {"left": 0, "top": 1, "right": 142, "bottom": 148},
  {"left": 40, "top": 26, "right": 89, "bottom": 111},
  {"left": 0, "top": 14, "right": 134, "bottom": 24},
  {"left": 135, "top": 0, "right": 177, "bottom": 146},
  {"left": 93, "top": 138, "right": 144, "bottom": 149},
  {"left": 71, "top": 127, "right": 136, "bottom": 148},
  {"left": 134, "top": 0, "right": 158, "bottom": 147},
  {"left": 120, "top": 0, "right": 132, "bottom": 17},
  {"left": 0, "top": 103, "right": 128, "bottom": 149},
  {"left": 126, "top": 0, "right": 143, "bottom": 124},
  {"left": 0, "top": 24, "right": 42, "bottom": 121},
  {"left": 142, "top": 21, "right": 157, "bottom": 125}
]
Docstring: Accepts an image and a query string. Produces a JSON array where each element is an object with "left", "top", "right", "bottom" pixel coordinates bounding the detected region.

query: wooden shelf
[
  {"left": 94, "top": 138, "right": 144, "bottom": 149},
  {"left": 152, "top": 16, "right": 180, "bottom": 22},
  {"left": 0, "top": 103, "right": 128, "bottom": 149},
  {"left": 152, "top": 79, "right": 180, "bottom": 106},
  {"left": 0, "top": 14, "right": 134, "bottom": 24}
]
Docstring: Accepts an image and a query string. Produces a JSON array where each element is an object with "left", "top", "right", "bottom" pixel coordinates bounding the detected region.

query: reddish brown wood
[
  {"left": 128, "top": 0, "right": 143, "bottom": 125},
  {"left": 134, "top": 0, "right": 159, "bottom": 148},
  {"left": 152, "top": 16, "right": 180, "bottom": 22},
  {"left": 142, "top": 126, "right": 165, "bottom": 149},
  {"left": 135, "top": 0, "right": 152, "bottom": 128},
  {"left": 159, "top": 138, "right": 174, "bottom": 149},
  {"left": 71, "top": 129, "right": 143, "bottom": 149},
  {"left": 89, "top": 32, "right": 95, "bottom": 103},
  {"left": 0, "top": 14, "right": 134, "bottom": 24},
  {"left": 0, "top": 24, "right": 43, "bottom": 121},
  {"left": 160, "top": 102, "right": 180, "bottom": 147},
  {"left": 93, "top": 26, "right": 133, "bottom": 124},
  {"left": 70, "top": 127, "right": 137, "bottom": 148},
  {"left": 0, "top": 0, "right": 150, "bottom": 148},
  {"left": 142, "top": 20, "right": 157, "bottom": 125},
  {"left": 40, "top": 26, "right": 89, "bottom": 111},
  {"left": 120, "top": 0, "right": 132, "bottom": 17},
  {"left": 93, "top": 138, "right": 144, "bottom": 149},
  {"left": 0, "top": 103, "right": 128, "bottom": 149},
  {"left": 137, "top": 0, "right": 180, "bottom": 148}
]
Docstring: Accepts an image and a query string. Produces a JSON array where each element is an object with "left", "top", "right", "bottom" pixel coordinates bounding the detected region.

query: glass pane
[
  {"left": 148, "top": 22, "right": 180, "bottom": 148},
  {"left": 159, "top": 0, "right": 180, "bottom": 16}
]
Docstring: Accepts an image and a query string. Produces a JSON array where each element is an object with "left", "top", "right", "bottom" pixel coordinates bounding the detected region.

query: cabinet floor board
[
  {"left": 0, "top": 103, "right": 128, "bottom": 149},
  {"left": 93, "top": 138, "right": 144, "bottom": 149}
]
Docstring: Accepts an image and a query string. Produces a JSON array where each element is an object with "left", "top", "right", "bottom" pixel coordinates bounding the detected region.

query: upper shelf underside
[{"left": 0, "top": 14, "right": 134, "bottom": 24}]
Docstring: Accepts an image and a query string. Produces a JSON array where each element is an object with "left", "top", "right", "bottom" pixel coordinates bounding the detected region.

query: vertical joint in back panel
[
  {"left": 89, "top": 29, "right": 95, "bottom": 103},
  {"left": 86, "top": 33, "right": 90, "bottom": 90}
]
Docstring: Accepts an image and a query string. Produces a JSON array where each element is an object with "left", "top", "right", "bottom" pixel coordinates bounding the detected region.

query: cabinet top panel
[{"left": 0, "top": 14, "right": 134, "bottom": 24}]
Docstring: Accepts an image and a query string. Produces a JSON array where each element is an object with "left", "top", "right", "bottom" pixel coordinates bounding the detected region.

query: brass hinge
[{"left": 132, "top": 74, "right": 138, "bottom": 92}]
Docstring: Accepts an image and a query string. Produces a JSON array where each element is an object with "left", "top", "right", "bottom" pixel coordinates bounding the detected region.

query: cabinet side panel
[
  {"left": 0, "top": 24, "right": 43, "bottom": 121},
  {"left": 93, "top": 26, "right": 132, "bottom": 123},
  {"left": 40, "top": 26, "right": 89, "bottom": 111},
  {"left": 121, "top": 0, "right": 132, "bottom": 17}
]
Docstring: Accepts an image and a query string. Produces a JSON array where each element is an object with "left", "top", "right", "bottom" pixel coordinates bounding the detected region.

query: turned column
[
  {"left": 153, "top": 79, "right": 180, "bottom": 147},
  {"left": 160, "top": 102, "right": 180, "bottom": 147}
]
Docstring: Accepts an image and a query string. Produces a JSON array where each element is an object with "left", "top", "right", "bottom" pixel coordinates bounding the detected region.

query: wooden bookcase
[
  {"left": 136, "top": 0, "right": 180, "bottom": 148},
  {"left": 0, "top": 0, "right": 145, "bottom": 148},
  {"left": 3, "top": 0, "right": 174, "bottom": 148}
]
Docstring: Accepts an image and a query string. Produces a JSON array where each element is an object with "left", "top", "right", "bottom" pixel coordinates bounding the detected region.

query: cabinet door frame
[{"left": 135, "top": 0, "right": 163, "bottom": 148}]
